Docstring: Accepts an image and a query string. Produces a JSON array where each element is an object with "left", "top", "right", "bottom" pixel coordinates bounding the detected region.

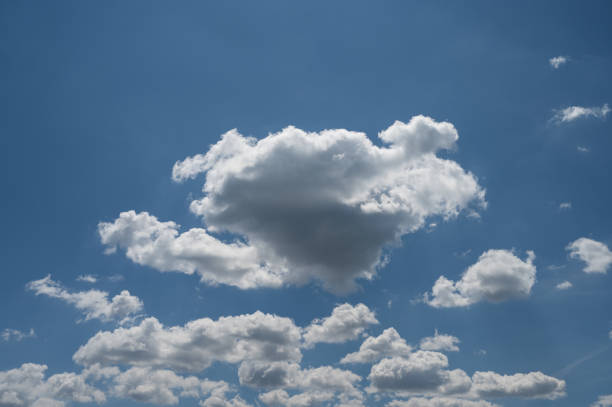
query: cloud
[
  {"left": 340, "top": 328, "right": 412, "bottom": 364},
  {"left": 559, "top": 202, "right": 571, "bottom": 210},
  {"left": 471, "top": 371, "right": 565, "bottom": 399},
  {"left": 104, "top": 117, "right": 485, "bottom": 293},
  {"left": 26, "top": 275, "right": 143, "bottom": 325},
  {"left": 0, "top": 363, "right": 105, "bottom": 407},
  {"left": 1, "top": 328, "right": 35, "bottom": 342},
  {"left": 424, "top": 250, "right": 536, "bottom": 308},
  {"left": 592, "top": 395, "right": 612, "bottom": 407},
  {"left": 76, "top": 275, "right": 97, "bottom": 283},
  {"left": 549, "top": 56, "right": 568, "bottom": 69},
  {"left": 259, "top": 389, "right": 335, "bottom": 407},
  {"left": 553, "top": 104, "right": 610, "bottom": 123},
  {"left": 420, "top": 331, "right": 460, "bottom": 352},
  {"left": 201, "top": 394, "right": 253, "bottom": 407},
  {"left": 110, "top": 366, "right": 229, "bottom": 405},
  {"left": 73, "top": 312, "right": 303, "bottom": 372},
  {"left": 555, "top": 281, "right": 572, "bottom": 290},
  {"left": 577, "top": 146, "right": 590, "bottom": 153},
  {"left": 387, "top": 398, "right": 499, "bottom": 407},
  {"left": 367, "top": 352, "right": 471, "bottom": 395},
  {"left": 567, "top": 237, "right": 612, "bottom": 273},
  {"left": 303, "top": 303, "right": 378, "bottom": 347}
]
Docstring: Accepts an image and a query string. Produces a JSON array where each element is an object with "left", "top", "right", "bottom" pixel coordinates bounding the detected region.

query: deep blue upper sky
[{"left": 1, "top": 2, "right": 612, "bottom": 407}]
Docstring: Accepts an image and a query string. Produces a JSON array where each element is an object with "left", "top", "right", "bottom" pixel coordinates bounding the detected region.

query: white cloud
[
  {"left": 559, "top": 202, "right": 571, "bottom": 210},
  {"left": 110, "top": 366, "right": 229, "bottom": 405},
  {"left": 425, "top": 250, "right": 536, "bottom": 308},
  {"left": 341, "top": 328, "right": 412, "bottom": 364},
  {"left": 592, "top": 394, "right": 612, "bottom": 407},
  {"left": 76, "top": 275, "right": 97, "bottom": 283},
  {"left": 549, "top": 56, "right": 568, "bottom": 69},
  {"left": 577, "top": 146, "right": 590, "bottom": 153},
  {"left": 104, "top": 117, "right": 485, "bottom": 293},
  {"left": 201, "top": 394, "right": 252, "bottom": 407},
  {"left": 73, "top": 312, "right": 302, "bottom": 372},
  {"left": 387, "top": 398, "right": 499, "bottom": 407},
  {"left": 367, "top": 352, "right": 470, "bottom": 395},
  {"left": 471, "top": 371, "right": 565, "bottom": 399},
  {"left": 420, "top": 331, "right": 460, "bottom": 352},
  {"left": 303, "top": 303, "right": 378, "bottom": 347},
  {"left": 567, "top": 237, "right": 612, "bottom": 273},
  {"left": 259, "top": 389, "right": 335, "bottom": 407},
  {"left": 26, "top": 275, "right": 143, "bottom": 325},
  {"left": 0, "top": 363, "right": 105, "bottom": 407},
  {"left": 555, "top": 281, "right": 572, "bottom": 290},
  {"left": 553, "top": 104, "right": 610, "bottom": 123},
  {"left": 1, "top": 328, "right": 35, "bottom": 342}
]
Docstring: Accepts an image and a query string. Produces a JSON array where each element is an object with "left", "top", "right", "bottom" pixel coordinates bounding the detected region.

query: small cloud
[
  {"left": 577, "top": 146, "right": 590, "bottom": 153},
  {"left": 1, "top": 328, "right": 35, "bottom": 342},
  {"left": 547, "top": 264, "right": 565, "bottom": 271},
  {"left": 108, "top": 274, "right": 125, "bottom": 283},
  {"left": 475, "top": 349, "right": 487, "bottom": 357},
  {"left": 387, "top": 300, "right": 392, "bottom": 309},
  {"left": 556, "top": 281, "right": 573, "bottom": 290},
  {"left": 549, "top": 56, "right": 569, "bottom": 69},
  {"left": 553, "top": 104, "right": 610, "bottom": 124},
  {"left": 559, "top": 202, "right": 572, "bottom": 210},
  {"left": 76, "top": 274, "right": 97, "bottom": 283}
]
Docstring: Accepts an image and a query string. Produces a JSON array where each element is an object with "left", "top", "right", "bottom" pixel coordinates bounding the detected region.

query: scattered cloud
[
  {"left": 26, "top": 275, "right": 143, "bottom": 325},
  {"left": 76, "top": 274, "right": 98, "bottom": 283},
  {"left": 420, "top": 330, "right": 460, "bottom": 352},
  {"left": 471, "top": 371, "right": 565, "bottom": 399},
  {"left": 559, "top": 202, "right": 572, "bottom": 210},
  {"left": 303, "top": 303, "right": 378, "bottom": 348},
  {"left": 424, "top": 250, "right": 536, "bottom": 308},
  {"left": 577, "top": 146, "right": 590, "bottom": 153},
  {"left": 567, "top": 237, "right": 612, "bottom": 273},
  {"left": 549, "top": 56, "right": 568, "bottom": 69},
  {"left": 341, "top": 328, "right": 412, "bottom": 364},
  {"left": 555, "top": 281, "right": 572, "bottom": 290},
  {"left": 103, "top": 117, "right": 485, "bottom": 293},
  {"left": 1, "top": 328, "right": 35, "bottom": 342},
  {"left": 553, "top": 103, "right": 610, "bottom": 123},
  {"left": 0, "top": 363, "right": 105, "bottom": 407},
  {"left": 387, "top": 398, "right": 499, "bottom": 407},
  {"left": 592, "top": 395, "right": 612, "bottom": 407}
]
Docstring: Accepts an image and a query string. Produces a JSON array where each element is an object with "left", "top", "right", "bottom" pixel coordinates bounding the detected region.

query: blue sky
[{"left": 1, "top": 1, "right": 612, "bottom": 406}]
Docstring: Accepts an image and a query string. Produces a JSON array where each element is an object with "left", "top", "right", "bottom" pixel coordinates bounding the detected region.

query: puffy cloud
[
  {"left": 549, "top": 56, "right": 568, "bottom": 69},
  {"left": 471, "top": 371, "right": 565, "bottom": 399},
  {"left": 105, "top": 117, "right": 484, "bottom": 293},
  {"left": 0, "top": 363, "right": 105, "bottom": 407},
  {"left": 553, "top": 103, "right": 610, "bottom": 123},
  {"left": 387, "top": 398, "right": 499, "bottom": 407},
  {"left": 419, "top": 331, "right": 460, "bottom": 352},
  {"left": 110, "top": 366, "right": 228, "bottom": 405},
  {"left": 73, "top": 312, "right": 302, "bottom": 372},
  {"left": 367, "top": 352, "right": 470, "bottom": 395},
  {"left": 200, "top": 395, "right": 252, "bottom": 407},
  {"left": 98, "top": 211, "right": 283, "bottom": 290},
  {"left": 340, "top": 328, "right": 412, "bottom": 364},
  {"left": 592, "top": 395, "right": 612, "bottom": 407},
  {"left": 425, "top": 250, "right": 536, "bottom": 308},
  {"left": 258, "top": 389, "right": 335, "bottom": 407},
  {"left": 1, "top": 328, "right": 35, "bottom": 342},
  {"left": 303, "top": 303, "right": 378, "bottom": 347},
  {"left": 555, "top": 281, "right": 572, "bottom": 290},
  {"left": 26, "top": 275, "right": 143, "bottom": 325},
  {"left": 567, "top": 237, "right": 612, "bottom": 274},
  {"left": 76, "top": 275, "right": 97, "bottom": 283}
]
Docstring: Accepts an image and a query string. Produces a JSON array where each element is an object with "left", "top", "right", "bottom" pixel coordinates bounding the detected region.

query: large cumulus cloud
[{"left": 102, "top": 116, "right": 485, "bottom": 292}]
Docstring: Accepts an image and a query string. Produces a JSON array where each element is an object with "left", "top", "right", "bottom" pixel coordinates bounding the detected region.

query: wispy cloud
[
  {"left": 553, "top": 104, "right": 610, "bottom": 124},
  {"left": 577, "top": 146, "right": 590, "bottom": 153},
  {"left": 559, "top": 202, "right": 572, "bottom": 210},
  {"left": 556, "top": 281, "right": 572, "bottom": 290},
  {"left": 76, "top": 274, "right": 97, "bottom": 283},
  {"left": 1, "top": 328, "right": 35, "bottom": 342},
  {"left": 549, "top": 56, "right": 568, "bottom": 69}
]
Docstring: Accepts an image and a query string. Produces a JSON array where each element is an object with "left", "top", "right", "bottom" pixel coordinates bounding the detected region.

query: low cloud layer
[
  {"left": 425, "top": 250, "right": 536, "bottom": 308},
  {"left": 102, "top": 117, "right": 485, "bottom": 293},
  {"left": 567, "top": 237, "right": 612, "bottom": 274},
  {"left": 26, "top": 275, "right": 143, "bottom": 325}
]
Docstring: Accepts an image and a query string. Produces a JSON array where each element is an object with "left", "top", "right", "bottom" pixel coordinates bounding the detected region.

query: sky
[{"left": 1, "top": 1, "right": 612, "bottom": 407}]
